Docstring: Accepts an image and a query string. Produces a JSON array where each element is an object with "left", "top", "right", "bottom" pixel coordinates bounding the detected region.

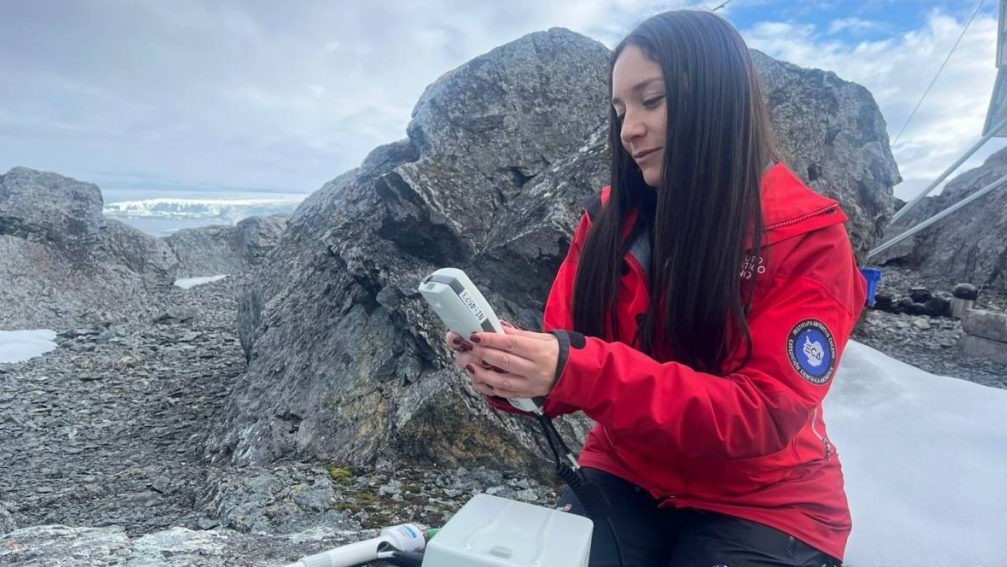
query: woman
[{"left": 449, "top": 10, "right": 863, "bottom": 566}]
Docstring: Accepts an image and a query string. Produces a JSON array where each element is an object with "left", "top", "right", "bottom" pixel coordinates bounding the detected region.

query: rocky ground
[
  {"left": 0, "top": 276, "right": 557, "bottom": 566},
  {"left": 852, "top": 266, "right": 1007, "bottom": 389},
  {"left": 1, "top": 266, "right": 1005, "bottom": 565}
]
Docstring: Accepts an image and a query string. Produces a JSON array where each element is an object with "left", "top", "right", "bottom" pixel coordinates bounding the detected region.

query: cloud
[
  {"left": 0, "top": 0, "right": 704, "bottom": 195},
  {"left": 0, "top": 1, "right": 998, "bottom": 201},
  {"left": 742, "top": 9, "right": 1003, "bottom": 198},
  {"left": 828, "top": 17, "right": 886, "bottom": 35}
]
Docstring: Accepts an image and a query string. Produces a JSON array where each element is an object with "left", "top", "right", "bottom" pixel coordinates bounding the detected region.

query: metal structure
[
  {"left": 982, "top": 0, "right": 1007, "bottom": 136},
  {"left": 867, "top": 0, "right": 1007, "bottom": 260}
]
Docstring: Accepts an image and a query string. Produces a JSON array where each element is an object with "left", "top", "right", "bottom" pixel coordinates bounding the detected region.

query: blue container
[{"left": 860, "top": 267, "right": 882, "bottom": 307}]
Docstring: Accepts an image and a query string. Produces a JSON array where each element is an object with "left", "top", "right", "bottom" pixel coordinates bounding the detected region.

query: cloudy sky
[{"left": 0, "top": 0, "right": 1000, "bottom": 202}]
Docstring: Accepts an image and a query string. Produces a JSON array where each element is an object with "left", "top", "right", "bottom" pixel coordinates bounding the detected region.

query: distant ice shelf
[{"left": 103, "top": 196, "right": 305, "bottom": 221}]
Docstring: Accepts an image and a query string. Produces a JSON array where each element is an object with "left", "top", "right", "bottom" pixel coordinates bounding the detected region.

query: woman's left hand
[{"left": 465, "top": 326, "right": 560, "bottom": 399}]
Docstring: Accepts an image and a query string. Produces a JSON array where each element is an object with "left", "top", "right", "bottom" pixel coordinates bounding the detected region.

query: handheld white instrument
[{"left": 418, "top": 268, "right": 542, "bottom": 413}]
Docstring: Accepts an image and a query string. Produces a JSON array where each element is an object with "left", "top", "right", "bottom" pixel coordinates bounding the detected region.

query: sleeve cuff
[{"left": 549, "top": 329, "right": 586, "bottom": 391}]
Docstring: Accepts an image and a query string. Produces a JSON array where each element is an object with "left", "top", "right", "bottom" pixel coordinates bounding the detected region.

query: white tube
[
  {"left": 285, "top": 536, "right": 389, "bottom": 567},
  {"left": 284, "top": 524, "right": 426, "bottom": 567}
]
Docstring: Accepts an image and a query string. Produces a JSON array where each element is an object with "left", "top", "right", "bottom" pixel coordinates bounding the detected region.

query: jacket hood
[{"left": 760, "top": 164, "right": 847, "bottom": 246}]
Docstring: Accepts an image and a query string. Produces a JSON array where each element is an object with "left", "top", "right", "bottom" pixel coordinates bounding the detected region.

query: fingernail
[
  {"left": 461, "top": 343, "right": 473, "bottom": 352},
  {"left": 469, "top": 334, "right": 482, "bottom": 343},
  {"left": 452, "top": 336, "right": 463, "bottom": 345},
  {"left": 465, "top": 364, "right": 475, "bottom": 374},
  {"left": 480, "top": 361, "right": 493, "bottom": 370}
]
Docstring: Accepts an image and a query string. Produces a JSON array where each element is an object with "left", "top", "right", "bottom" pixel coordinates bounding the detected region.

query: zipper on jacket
[
  {"left": 765, "top": 205, "right": 837, "bottom": 231},
  {"left": 810, "top": 406, "right": 833, "bottom": 462}
]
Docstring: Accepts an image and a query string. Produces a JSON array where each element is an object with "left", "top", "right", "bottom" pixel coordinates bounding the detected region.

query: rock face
[
  {"left": 0, "top": 168, "right": 178, "bottom": 328},
  {"left": 166, "top": 215, "right": 287, "bottom": 277},
  {"left": 209, "top": 29, "right": 900, "bottom": 475},
  {"left": 877, "top": 147, "right": 1007, "bottom": 291},
  {"left": 210, "top": 29, "right": 612, "bottom": 476},
  {"left": 751, "top": 51, "right": 900, "bottom": 258}
]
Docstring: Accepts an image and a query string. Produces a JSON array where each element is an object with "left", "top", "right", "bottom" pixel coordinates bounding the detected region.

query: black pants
[{"left": 557, "top": 468, "right": 841, "bottom": 567}]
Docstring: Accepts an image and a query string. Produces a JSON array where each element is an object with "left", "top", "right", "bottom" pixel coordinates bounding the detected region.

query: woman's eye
[{"left": 643, "top": 95, "right": 665, "bottom": 109}]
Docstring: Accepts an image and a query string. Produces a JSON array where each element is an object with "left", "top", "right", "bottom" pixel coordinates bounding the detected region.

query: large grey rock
[
  {"left": 211, "top": 29, "right": 611, "bottom": 476},
  {"left": 877, "top": 147, "right": 1007, "bottom": 290},
  {"left": 752, "top": 51, "right": 899, "bottom": 257},
  {"left": 0, "top": 168, "right": 178, "bottom": 328},
  {"left": 0, "top": 167, "right": 104, "bottom": 260},
  {"left": 165, "top": 215, "right": 287, "bottom": 278},
  {"left": 101, "top": 219, "right": 177, "bottom": 277},
  {"left": 166, "top": 225, "right": 246, "bottom": 278},
  {"left": 209, "top": 28, "right": 899, "bottom": 476}
]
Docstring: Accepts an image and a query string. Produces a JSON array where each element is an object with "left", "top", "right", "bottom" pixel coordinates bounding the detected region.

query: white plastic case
[{"left": 422, "top": 493, "right": 593, "bottom": 567}]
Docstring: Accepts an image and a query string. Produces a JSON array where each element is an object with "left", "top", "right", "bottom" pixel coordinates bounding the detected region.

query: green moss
[
  {"left": 333, "top": 490, "right": 386, "bottom": 527},
  {"left": 327, "top": 464, "right": 354, "bottom": 484}
]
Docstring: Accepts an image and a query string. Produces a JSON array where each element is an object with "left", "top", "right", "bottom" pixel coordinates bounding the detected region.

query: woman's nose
[{"left": 620, "top": 114, "right": 645, "bottom": 145}]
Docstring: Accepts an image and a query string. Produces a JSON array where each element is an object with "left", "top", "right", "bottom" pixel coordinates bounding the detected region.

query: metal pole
[
  {"left": 891, "top": 115, "right": 1007, "bottom": 224},
  {"left": 868, "top": 171, "right": 1007, "bottom": 259}
]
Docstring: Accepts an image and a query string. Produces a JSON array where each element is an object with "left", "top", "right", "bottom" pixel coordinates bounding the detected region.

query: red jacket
[{"left": 534, "top": 164, "right": 865, "bottom": 560}]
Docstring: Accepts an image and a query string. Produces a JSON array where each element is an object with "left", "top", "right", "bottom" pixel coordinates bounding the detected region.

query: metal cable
[
  {"left": 710, "top": 0, "right": 737, "bottom": 12},
  {"left": 892, "top": 0, "right": 987, "bottom": 147},
  {"left": 869, "top": 171, "right": 1007, "bottom": 259}
]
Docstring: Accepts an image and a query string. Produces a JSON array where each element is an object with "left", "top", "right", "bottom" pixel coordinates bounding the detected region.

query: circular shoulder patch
[{"left": 787, "top": 319, "right": 836, "bottom": 385}]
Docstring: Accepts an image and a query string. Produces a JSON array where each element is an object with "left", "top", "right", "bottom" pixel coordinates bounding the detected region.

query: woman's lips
[{"left": 633, "top": 148, "right": 660, "bottom": 162}]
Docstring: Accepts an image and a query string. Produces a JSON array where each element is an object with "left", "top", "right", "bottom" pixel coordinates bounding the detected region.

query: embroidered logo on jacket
[
  {"left": 787, "top": 319, "right": 836, "bottom": 384},
  {"left": 739, "top": 254, "right": 765, "bottom": 280}
]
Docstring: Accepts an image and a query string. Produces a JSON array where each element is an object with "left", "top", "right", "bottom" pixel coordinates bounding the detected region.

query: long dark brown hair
[{"left": 572, "top": 10, "right": 778, "bottom": 374}]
